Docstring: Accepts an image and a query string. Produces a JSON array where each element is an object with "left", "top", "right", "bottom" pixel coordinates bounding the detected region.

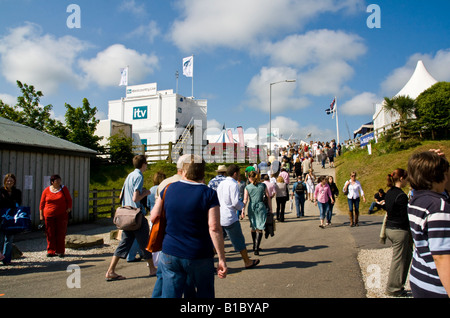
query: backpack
[{"left": 295, "top": 182, "right": 305, "bottom": 195}]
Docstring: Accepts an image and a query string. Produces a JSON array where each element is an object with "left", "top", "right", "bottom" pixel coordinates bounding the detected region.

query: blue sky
[{"left": 0, "top": 0, "right": 449, "bottom": 143}]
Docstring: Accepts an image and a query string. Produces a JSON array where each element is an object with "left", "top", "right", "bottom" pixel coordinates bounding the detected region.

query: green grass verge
[{"left": 335, "top": 140, "right": 450, "bottom": 215}]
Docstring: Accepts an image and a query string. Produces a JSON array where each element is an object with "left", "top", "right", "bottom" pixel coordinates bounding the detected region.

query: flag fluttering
[
  {"left": 183, "top": 56, "right": 194, "bottom": 78},
  {"left": 119, "top": 67, "right": 128, "bottom": 86},
  {"left": 325, "top": 97, "right": 336, "bottom": 115}
]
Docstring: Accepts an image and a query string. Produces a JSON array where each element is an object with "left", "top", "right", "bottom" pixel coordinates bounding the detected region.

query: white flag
[
  {"left": 183, "top": 56, "right": 193, "bottom": 78},
  {"left": 119, "top": 67, "right": 128, "bottom": 86}
]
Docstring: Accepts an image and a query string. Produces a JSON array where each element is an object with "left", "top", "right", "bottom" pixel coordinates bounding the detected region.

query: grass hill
[{"left": 334, "top": 140, "right": 450, "bottom": 215}]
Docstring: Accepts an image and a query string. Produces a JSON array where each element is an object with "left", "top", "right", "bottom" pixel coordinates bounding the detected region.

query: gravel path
[{"left": 1, "top": 232, "right": 118, "bottom": 272}]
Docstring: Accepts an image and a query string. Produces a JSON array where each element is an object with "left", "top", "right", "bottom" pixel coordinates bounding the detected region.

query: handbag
[
  {"left": 113, "top": 206, "right": 143, "bottom": 231},
  {"left": 0, "top": 204, "right": 31, "bottom": 234},
  {"left": 146, "top": 183, "right": 172, "bottom": 253},
  {"left": 343, "top": 180, "right": 350, "bottom": 196}
]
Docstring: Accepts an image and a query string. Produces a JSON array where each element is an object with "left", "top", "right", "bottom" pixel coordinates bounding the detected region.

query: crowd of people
[{"left": 1, "top": 139, "right": 449, "bottom": 299}]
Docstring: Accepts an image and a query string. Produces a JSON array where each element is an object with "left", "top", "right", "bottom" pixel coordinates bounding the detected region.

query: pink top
[{"left": 314, "top": 183, "right": 332, "bottom": 203}]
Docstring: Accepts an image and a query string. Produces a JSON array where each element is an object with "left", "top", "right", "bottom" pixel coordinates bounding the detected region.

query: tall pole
[
  {"left": 176, "top": 70, "right": 179, "bottom": 94},
  {"left": 191, "top": 54, "right": 194, "bottom": 98},
  {"left": 269, "top": 79, "right": 296, "bottom": 154},
  {"left": 335, "top": 96, "right": 340, "bottom": 145}
]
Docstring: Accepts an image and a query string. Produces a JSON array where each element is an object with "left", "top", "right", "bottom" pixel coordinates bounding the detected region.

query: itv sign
[{"left": 133, "top": 106, "right": 148, "bottom": 120}]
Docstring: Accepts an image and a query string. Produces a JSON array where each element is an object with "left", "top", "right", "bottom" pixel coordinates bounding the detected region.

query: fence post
[
  {"left": 168, "top": 142, "right": 173, "bottom": 163},
  {"left": 92, "top": 189, "right": 98, "bottom": 220},
  {"left": 111, "top": 188, "right": 116, "bottom": 218}
]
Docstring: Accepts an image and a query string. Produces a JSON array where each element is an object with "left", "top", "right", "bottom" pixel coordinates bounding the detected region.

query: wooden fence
[
  {"left": 345, "top": 120, "right": 409, "bottom": 148},
  {"left": 96, "top": 142, "right": 174, "bottom": 164},
  {"left": 89, "top": 188, "right": 121, "bottom": 219}
]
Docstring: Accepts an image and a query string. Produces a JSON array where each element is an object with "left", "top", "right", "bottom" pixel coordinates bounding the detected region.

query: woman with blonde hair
[
  {"left": 343, "top": 171, "right": 366, "bottom": 227},
  {"left": 244, "top": 171, "right": 272, "bottom": 255}
]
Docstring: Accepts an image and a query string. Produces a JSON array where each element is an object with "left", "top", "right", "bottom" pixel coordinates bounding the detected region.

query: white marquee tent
[{"left": 372, "top": 60, "right": 438, "bottom": 138}]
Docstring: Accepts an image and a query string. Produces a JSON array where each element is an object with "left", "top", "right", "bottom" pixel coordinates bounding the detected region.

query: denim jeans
[
  {"left": 347, "top": 197, "right": 360, "bottom": 213},
  {"left": 0, "top": 231, "right": 14, "bottom": 263},
  {"left": 317, "top": 202, "right": 329, "bottom": 220},
  {"left": 152, "top": 252, "right": 215, "bottom": 298},
  {"left": 327, "top": 203, "right": 334, "bottom": 223},
  {"left": 294, "top": 194, "right": 305, "bottom": 217}
]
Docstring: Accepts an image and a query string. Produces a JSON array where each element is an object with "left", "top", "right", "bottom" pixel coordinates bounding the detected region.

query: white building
[
  {"left": 104, "top": 83, "right": 207, "bottom": 153},
  {"left": 96, "top": 119, "right": 132, "bottom": 148}
]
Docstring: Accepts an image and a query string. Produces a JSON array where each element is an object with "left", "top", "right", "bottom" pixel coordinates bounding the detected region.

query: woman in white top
[
  {"left": 343, "top": 171, "right": 366, "bottom": 227},
  {"left": 305, "top": 169, "right": 316, "bottom": 202}
]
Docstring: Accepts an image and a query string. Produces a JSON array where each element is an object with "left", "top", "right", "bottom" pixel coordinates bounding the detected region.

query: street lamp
[{"left": 269, "top": 79, "right": 296, "bottom": 154}]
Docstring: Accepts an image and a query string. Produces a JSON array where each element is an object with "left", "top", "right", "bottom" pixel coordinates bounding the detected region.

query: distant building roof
[{"left": 0, "top": 116, "right": 97, "bottom": 156}]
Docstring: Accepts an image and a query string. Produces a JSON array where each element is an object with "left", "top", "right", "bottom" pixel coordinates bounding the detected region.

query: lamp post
[{"left": 269, "top": 79, "right": 296, "bottom": 154}]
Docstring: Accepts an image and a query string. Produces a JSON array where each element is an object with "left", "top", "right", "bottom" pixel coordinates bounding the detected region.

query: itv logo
[{"left": 133, "top": 106, "right": 148, "bottom": 120}]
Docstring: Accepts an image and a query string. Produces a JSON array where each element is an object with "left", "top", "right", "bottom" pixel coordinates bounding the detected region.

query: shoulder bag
[
  {"left": 146, "top": 183, "right": 171, "bottom": 253},
  {"left": 113, "top": 187, "right": 142, "bottom": 231}
]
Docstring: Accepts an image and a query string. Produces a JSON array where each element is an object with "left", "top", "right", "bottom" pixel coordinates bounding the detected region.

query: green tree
[
  {"left": 383, "top": 95, "right": 416, "bottom": 122},
  {"left": 382, "top": 95, "right": 416, "bottom": 140},
  {"left": 64, "top": 98, "right": 103, "bottom": 151},
  {"left": 0, "top": 81, "right": 60, "bottom": 134},
  {"left": 415, "top": 82, "right": 450, "bottom": 140},
  {"left": 107, "top": 129, "right": 134, "bottom": 164}
]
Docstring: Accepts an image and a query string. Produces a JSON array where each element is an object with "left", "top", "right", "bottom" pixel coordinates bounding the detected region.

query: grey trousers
[{"left": 385, "top": 227, "right": 413, "bottom": 294}]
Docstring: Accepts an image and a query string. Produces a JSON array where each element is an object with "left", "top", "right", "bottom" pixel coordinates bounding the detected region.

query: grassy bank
[{"left": 334, "top": 140, "right": 450, "bottom": 215}]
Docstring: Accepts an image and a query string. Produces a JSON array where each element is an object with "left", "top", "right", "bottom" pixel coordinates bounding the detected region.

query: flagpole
[
  {"left": 191, "top": 54, "right": 194, "bottom": 98},
  {"left": 335, "top": 96, "right": 340, "bottom": 145}
]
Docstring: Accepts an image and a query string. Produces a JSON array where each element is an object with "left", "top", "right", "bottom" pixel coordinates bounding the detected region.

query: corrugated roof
[{"left": 0, "top": 116, "right": 97, "bottom": 155}]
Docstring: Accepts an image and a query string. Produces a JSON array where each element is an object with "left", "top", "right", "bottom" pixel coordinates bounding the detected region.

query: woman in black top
[
  {"left": 0, "top": 173, "right": 22, "bottom": 265},
  {"left": 384, "top": 168, "right": 413, "bottom": 297}
]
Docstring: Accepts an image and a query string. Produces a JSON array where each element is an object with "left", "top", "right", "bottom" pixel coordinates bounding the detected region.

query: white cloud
[
  {"left": 207, "top": 119, "right": 223, "bottom": 130},
  {"left": 245, "top": 66, "right": 310, "bottom": 113},
  {"left": 261, "top": 29, "right": 366, "bottom": 97},
  {"left": 170, "top": 0, "right": 365, "bottom": 52},
  {"left": 340, "top": 92, "right": 379, "bottom": 116},
  {"left": 118, "top": 0, "right": 147, "bottom": 17},
  {"left": 79, "top": 44, "right": 159, "bottom": 87},
  {"left": 0, "top": 93, "right": 16, "bottom": 106},
  {"left": 381, "top": 49, "right": 450, "bottom": 97},
  {"left": 262, "top": 30, "right": 366, "bottom": 67},
  {"left": 127, "top": 21, "right": 161, "bottom": 43},
  {"left": 259, "top": 115, "right": 336, "bottom": 142},
  {"left": 0, "top": 22, "right": 88, "bottom": 94}
]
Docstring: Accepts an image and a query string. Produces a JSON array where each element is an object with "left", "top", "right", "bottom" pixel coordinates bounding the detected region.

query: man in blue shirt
[
  {"left": 105, "top": 155, "right": 156, "bottom": 281},
  {"left": 208, "top": 165, "right": 227, "bottom": 191}
]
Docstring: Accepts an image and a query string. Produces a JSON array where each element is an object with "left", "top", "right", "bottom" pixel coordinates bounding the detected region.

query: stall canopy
[{"left": 373, "top": 60, "right": 438, "bottom": 133}]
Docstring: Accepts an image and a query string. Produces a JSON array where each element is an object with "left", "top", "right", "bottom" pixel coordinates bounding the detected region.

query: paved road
[{"left": 1, "top": 161, "right": 387, "bottom": 300}]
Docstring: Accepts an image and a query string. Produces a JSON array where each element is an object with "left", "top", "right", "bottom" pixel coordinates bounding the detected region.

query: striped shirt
[{"left": 408, "top": 190, "right": 450, "bottom": 297}]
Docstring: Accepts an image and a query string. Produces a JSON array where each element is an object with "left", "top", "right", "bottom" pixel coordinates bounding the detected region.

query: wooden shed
[{"left": 0, "top": 117, "right": 97, "bottom": 227}]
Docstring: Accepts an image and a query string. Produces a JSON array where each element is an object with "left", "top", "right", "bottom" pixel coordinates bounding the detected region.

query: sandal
[
  {"left": 245, "top": 259, "right": 260, "bottom": 269},
  {"left": 106, "top": 274, "right": 126, "bottom": 282}
]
